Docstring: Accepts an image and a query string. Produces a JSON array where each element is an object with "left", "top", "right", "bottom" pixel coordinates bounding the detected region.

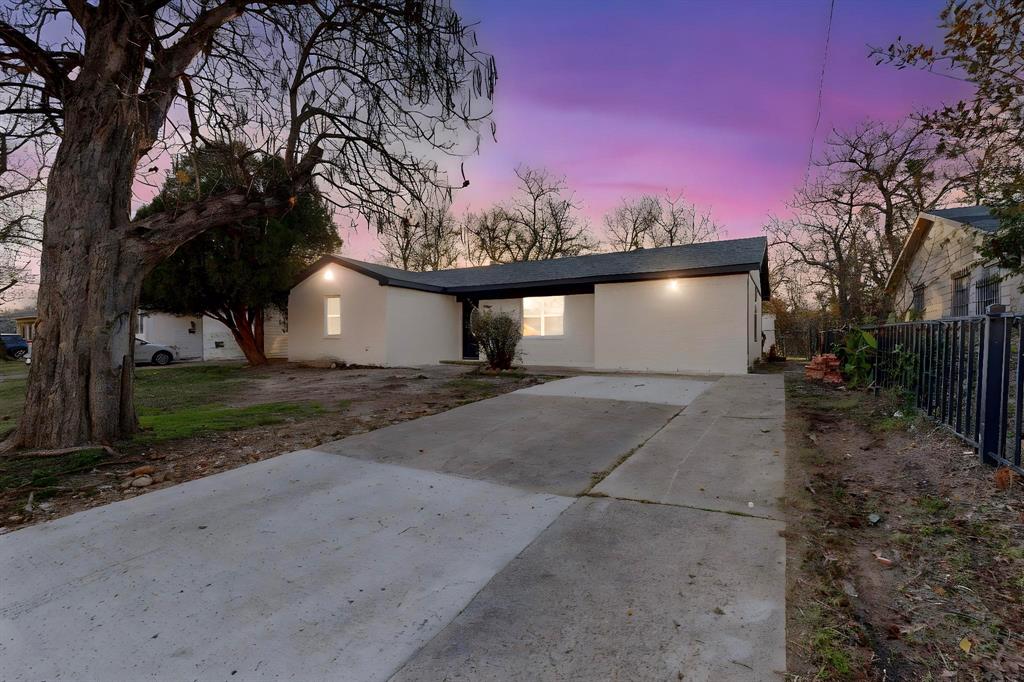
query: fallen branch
[{"left": 6, "top": 444, "right": 119, "bottom": 460}]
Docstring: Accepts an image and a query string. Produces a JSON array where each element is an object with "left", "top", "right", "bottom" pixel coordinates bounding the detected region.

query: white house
[
  {"left": 887, "top": 206, "right": 1013, "bottom": 320},
  {"left": 137, "top": 310, "right": 289, "bottom": 361},
  {"left": 762, "top": 311, "right": 776, "bottom": 351},
  {"left": 287, "top": 237, "right": 770, "bottom": 374}
]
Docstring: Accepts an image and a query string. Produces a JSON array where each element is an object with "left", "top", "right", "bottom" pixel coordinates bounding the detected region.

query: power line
[{"left": 805, "top": 0, "right": 836, "bottom": 183}]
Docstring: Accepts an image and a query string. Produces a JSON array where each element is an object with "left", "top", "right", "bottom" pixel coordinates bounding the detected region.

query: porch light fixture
[
  {"left": 667, "top": 279, "right": 679, "bottom": 291},
  {"left": 323, "top": 267, "right": 335, "bottom": 281}
]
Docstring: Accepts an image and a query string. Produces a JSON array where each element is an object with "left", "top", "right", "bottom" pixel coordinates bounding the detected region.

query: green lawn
[
  {"left": 0, "top": 361, "right": 28, "bottom": 431},
  {"left": 137, "top": 401, "right": 326, "bottom": 443},
  {"left": 0, "top": 363, "right": 331, "bottom": 446}
]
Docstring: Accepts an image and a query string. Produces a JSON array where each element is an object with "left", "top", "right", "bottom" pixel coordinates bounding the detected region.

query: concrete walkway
[
  {"left": 0, "top": 373, "right": 785, "bottom": 681},
  {"left": 595, "top": 374, "right": 786, "bottom": 518}
]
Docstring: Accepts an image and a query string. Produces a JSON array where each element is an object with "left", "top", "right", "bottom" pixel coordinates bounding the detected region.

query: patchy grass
[
  {"left": 784, "top": 364, "right": 1024, "bottom": 680},
  {"left": 134, "top": 363, "right": 252, "bottom": 411},
  {"left": 0, "top": 360, "right": 29, "bottom": 378},
  {"left": 136, "top": 401, "right": 330, "bottom": 444},
  {"left": 0, "top": 374, "right": 25, "bottom": 432},
  {"left": 0, "top": 448, "right": 114, "bottom": 522},
  {"left": 0, "top": 447, "right": 110, "bottom": 494},
  {"left": 1, "top": 363, "right": 545, "bottom": 531},
  {"left": 0, "top": 361, "right": 28, "bottom": 432},
  {"left": 444, "top": 371, "right": 541, "bottom": 402}
]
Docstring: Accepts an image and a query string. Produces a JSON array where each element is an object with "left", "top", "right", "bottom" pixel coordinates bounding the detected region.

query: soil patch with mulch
[
  {"left": 783, "top": 363, "right": 1023, "bottom": 681},
  {"left": 1, "top": 362, "right": 548, "bottom": 533}
]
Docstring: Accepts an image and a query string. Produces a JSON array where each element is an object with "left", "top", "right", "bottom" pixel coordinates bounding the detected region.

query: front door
[{"left": 461, "top": 299, "right": 479, "bottom": 359}]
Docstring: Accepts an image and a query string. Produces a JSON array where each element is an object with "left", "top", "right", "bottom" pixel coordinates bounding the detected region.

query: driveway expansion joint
[{"left": 583, "top": 491, "right": 784, "bottom": 522}]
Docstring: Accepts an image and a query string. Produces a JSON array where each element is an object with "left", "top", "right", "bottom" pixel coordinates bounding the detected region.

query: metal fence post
[{"left": 979, "top": 304, "right": 1008, "bottom": 466}]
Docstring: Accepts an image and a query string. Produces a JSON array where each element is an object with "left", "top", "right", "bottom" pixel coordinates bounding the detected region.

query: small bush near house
[{"left": 471, "top": 308, "right": 522, "bottom": 370}]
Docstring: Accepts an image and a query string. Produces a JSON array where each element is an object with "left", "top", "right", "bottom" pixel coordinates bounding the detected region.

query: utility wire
[{"left": 805, "top": 0, "right": 836, "bottom": 183}]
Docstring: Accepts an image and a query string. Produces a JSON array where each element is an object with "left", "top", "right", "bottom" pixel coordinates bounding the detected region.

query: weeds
[{"left": 785, "top": 363, "right": 1024, "bottom": 679}]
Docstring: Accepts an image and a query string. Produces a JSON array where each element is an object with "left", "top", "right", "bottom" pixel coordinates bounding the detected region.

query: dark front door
[{"left": 461, "top": 299, "right": 479, "bottom": 359}]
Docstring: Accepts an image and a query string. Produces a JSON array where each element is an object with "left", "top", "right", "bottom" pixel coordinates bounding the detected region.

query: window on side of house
[
  {"left": 522, "top": 296, "right": 564, "bottom": 337},
  {"left": 950, "top": 270, "right": 970, "bottom": 318},
  {"left": 911, "top": 285, "right": 925, "bottom": 317},
  {"left": 975, "top": 269, "right": 1000, "bottom": 315},
  {"left": 324, "top": 295, "right": 341, "bottom": 336}
]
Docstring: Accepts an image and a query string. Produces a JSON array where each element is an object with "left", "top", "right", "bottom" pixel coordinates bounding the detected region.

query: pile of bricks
[{"left": 805, "top": 354, "right": 844, "bottom": 385}]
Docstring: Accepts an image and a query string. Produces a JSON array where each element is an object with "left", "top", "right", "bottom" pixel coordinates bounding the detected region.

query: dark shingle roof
[
  {"left": 925, "top": 206, "right": 1001, "bottom": 233},
  {"left": 303, "top": 236, "right": 770, "bottom": 298}
]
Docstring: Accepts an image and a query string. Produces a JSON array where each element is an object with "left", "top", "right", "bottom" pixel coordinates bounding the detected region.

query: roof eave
[
  {"left": 445, "top": 262, "right": 765, "bottom": 295},
  {"left": 294, "top": 250, "right": 770, "bottom": 297},
  {"left": 292, "top": 255, "right": 446, "bottom": 293}
]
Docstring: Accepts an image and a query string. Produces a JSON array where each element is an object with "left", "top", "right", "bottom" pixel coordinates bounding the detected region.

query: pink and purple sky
[{"left": 343, "top": 0, "right": 972, "bottom": 259}]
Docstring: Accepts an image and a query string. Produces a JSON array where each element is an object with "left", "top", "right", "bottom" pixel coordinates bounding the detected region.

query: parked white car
[
  {"left": 134, "top": 338, "right": 176, "bottom": 365},
  {"left": 26, "top": 339, "right": 177, "bottom": 366}
]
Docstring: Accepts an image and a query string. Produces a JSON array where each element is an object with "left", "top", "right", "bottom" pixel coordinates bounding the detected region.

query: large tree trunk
[
  {"left": 13, "top": 61, "right": 147, "bottom": 447},
  {"left": 4, "top": 3, "right": 288, "bottom": 450}
]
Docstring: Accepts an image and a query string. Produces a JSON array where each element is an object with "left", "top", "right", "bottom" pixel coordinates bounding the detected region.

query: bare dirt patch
[
  {"left": 784, "top": 363, "right": 1023, "bottom": 681},
  {"left": 1, "top": 362, "right": 547, "bottom": 533}
]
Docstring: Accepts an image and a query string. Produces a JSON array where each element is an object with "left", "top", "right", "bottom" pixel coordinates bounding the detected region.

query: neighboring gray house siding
[{"left": 889, "top": 207, "right": 1021, "bottom": 320}]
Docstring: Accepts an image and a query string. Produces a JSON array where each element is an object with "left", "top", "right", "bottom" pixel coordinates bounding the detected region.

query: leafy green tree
[
  {"left": 140, "top": 144, "right": 341, "bottom": 365},
  {"left": 877, "top": 0, "right": 1024, "bottom": 273}
]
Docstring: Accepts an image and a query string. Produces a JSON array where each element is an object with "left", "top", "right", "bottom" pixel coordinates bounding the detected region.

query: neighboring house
[
  {"left": 137, "top": 310, "right": 289, "bottom": 361},
  {"left": 9, "top": 309, "right": 38, "bottom": 341},
  {"left": 288, "top": 237, "right": 770, "bottom": 374},
  {"left": 762, "top": 312, "right": 776, "bottom": 351},
  {"left": 8, "top": 309, "right": 288, "bottom": 361},
  {"left": 887, "top": 206, "right": 1015, "bottom": 320}
]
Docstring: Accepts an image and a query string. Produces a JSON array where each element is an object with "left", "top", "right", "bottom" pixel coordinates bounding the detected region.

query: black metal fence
[
  {"left": 778, "top": 323, "right": 838, "bottom": 358},
  {"left": 817, "top": 306, "right": 1023, "bottom": 475}
]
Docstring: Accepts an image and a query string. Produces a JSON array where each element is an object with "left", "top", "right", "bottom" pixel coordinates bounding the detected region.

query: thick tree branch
[
  {"left": 129, "top": 190, "right": 288, "bottom": 261},
  {"left": 138, "top": 1, "right": 250, "bottom": 150},
  {"left": 0, "top": 21, "right": 70, "bottom": 95}
]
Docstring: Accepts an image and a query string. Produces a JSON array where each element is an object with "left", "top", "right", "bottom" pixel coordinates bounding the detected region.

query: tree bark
[
  {"left": 217, "top": 306, "right": 269, "bottom": 367},
  {"left": 6, "top": 9, "right": 283, "bottom": 449},
  {"left": 12, "top": 24, "right": 148, "bottom": 448}
]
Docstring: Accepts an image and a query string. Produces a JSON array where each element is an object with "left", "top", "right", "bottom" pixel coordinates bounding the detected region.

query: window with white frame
[
  {"left": 324, "top": 295, "right": 341, "bottom": 336},
  {"left": 522, "top": 296, "right": 564, "bottom": 337}
]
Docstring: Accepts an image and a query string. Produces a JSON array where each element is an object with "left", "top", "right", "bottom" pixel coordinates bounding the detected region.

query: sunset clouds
[{"left": 345, "top": 0, "right": 971, "bottom": 257}]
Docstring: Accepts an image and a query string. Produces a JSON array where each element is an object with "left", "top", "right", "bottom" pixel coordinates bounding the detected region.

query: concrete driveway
[{"left": 0, "top": 373, "right": 785, "bottom": 681}]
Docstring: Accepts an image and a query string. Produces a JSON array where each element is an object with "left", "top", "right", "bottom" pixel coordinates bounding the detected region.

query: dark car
[{"left": 1, "top": 333, "right": 29, "bottom": 359}]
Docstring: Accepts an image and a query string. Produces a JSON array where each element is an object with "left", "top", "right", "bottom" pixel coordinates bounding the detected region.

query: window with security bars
[
  {"left": 975, "top": 271, "right": 1000, "bottom": 314},
  {"left": 950, "top": 270, "right": 970, "bottom": 317},
  {"left": 911, "top": 285, "right": 925, "bottom": 317}
]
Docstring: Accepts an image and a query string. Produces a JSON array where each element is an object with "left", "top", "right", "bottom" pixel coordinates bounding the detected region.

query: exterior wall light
[
  {"left": 323, "top": 267, "right": 335, "bottom": 281},
  {"left": 667, "top": 279, "right": 679, "bottom": 290}
]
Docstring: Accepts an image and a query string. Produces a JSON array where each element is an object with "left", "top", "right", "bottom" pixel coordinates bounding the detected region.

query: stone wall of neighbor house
[
  {"left": 594, "top": 273, "right": 751, "bottom": 375},
  {"left": 385, "top": 286, "right": 461, "bottom": 366},
  {"left": 478, "top": 294, "right": 596, "bottom": 368},
  {"left": 895, "top": 216, "right": 1024, "bottom": 320},
  {"left": 287, "top": 262, "right": 389, "bottom": 365}
]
